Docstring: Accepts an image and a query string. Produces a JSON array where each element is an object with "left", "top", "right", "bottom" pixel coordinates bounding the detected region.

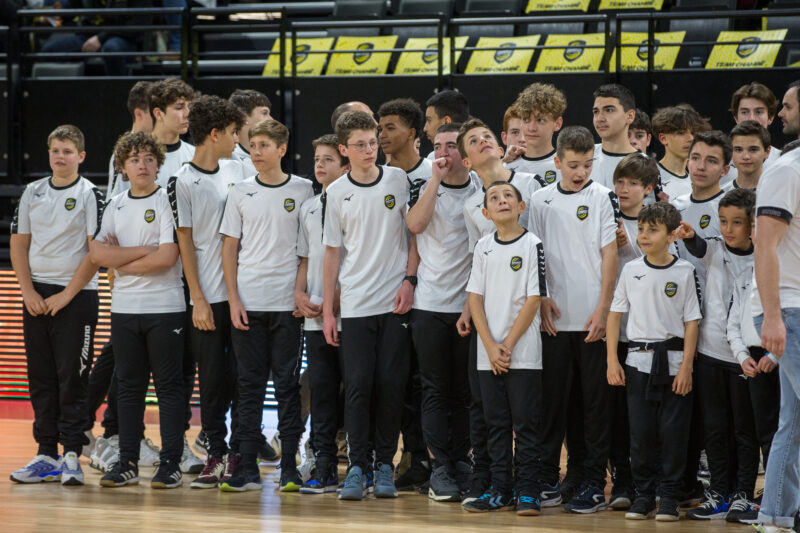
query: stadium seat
[
  {"left": 669, "top": 15, "right": 731, "bottom": 67},
  {"left": 674, "top": 0, "right": 737, "bottom": 9},
  {"left": 31, "top": 62, "right": 85, "bottom": 78},
  {"left": 333, "top": 0, "right": 388, "bottom": 17},
  {"left": 389, "top": 0, "right": 455, "bottom": 38},
  {"left": 456, "top": 0, "right": 522, "bottom": 15},
  {"left": 766, "top": 9, "right": 800, "bottom": 67},
  {"left": 525, "top": 19, "right": 585, "bottom": 40}
]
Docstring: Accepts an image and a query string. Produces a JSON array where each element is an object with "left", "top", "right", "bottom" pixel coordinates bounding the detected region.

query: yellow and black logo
[
  {"left": 292, "top": 43, "right": 310, "bottom": 65},
  {"left": 227, "top": 182, "right": 235, "bottom": 189},
  {"left": 422, "top": 43, "right": 438, "bottom": 64},
  {"left": 564, "top": 40, "right": 586, "bottom": 62},
  {"left": 636, "top": 39, "right": 660, "bottom": 61},
  {"left": 576, "top": 205, "right": 589, "bottom": 220},
  {"left": 284, "top": 198, "right": 296, "bottom": 212},
  {"left": 353, "top": 42, "right": 374, "bottom": 65},
  {"left": 664, "top": 281, "right": 678, "bottom": 297},
  {"left": 64, "top": 197, "right": 76, "bottom": 211},
  {"left": 699, "top": 214, "right": 711, "bottom": 229},
  {"left": 736, "top": 36, "right": 760, "bottom": 59},
  {"left": 384, "top": 194, "right": 396, "bottom": 210},
  {"left": 144, "top": 208, "right": 156, "bottom": 223},
  {"left": 510, "top": 255, "right": 523, "bottom": 271},
  {"left": 544, "top": 170, "right": 557, "bottom": 184},
  {"left": 494, "top": 42, "right": 516, "bottom": 64}
]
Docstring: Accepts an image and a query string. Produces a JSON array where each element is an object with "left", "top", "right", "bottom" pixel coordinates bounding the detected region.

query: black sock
[{"left": 37, "top": 445, "right": 59, "bottom": 460}]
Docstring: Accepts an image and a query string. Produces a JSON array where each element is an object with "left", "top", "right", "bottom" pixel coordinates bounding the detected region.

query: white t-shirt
[
  {"left": 722, "top": 178, "right": 758, "bottom": 193},
  {"left": 107, "top": 153, "right": 129, "bottom": 198},
  {"left": 232, "top": 143, "right": 257, "bottom": 178},
  {"left": 466, "top": 230, "right": 547, "bottom": 370},
  {"left": 659, "top": 162, "right": 692, "bottom": 202},
  {"left": 528, "top": 180, "right": 619, "bottom": 330},
  {"left": 97, "top": 187, "right": 185, "bottom": 314},
  {"left": 463, "top": 171, "right": 546, "bottom": 252},
  {"left": 12, "top": 176, "right": 103, "bottom": 289},
  {"left": 405, "top": 157, "right": 433, "bottom": 187},
  {"left": 728, "top": 267, "right": 776, "bottom": 366},
  {"left": 410, "top": 175, "right": 480, "bottom": 313},
  {"left": 590, "top": 144, "right": 639, "bottom": 190},
  {"left": 505, "top": 149, "right": 560, "bottom": 186},
  {"left": 168, "top": 160, "right": 246, "bottom": 305},
  {"left": 157, "top": 140, "right": 195, "bottom": 188},
  {"left": 616, "top": 213, "right": 645, "bottom": 343},
  {"left": 297, "top": 193, "right": 341, "bottom": 332},
  {"left": 220, "top": 174, "right": 313, "bottom": 312},
  {"left": 322, "top": 166, "right": 410, "bottom": 318},
  {"left": 611, "top": 255, "right": 703, "bottom": 375},
  {"left": 674, "top": 190, "right": 723, "bottom": 289},
  {"left": 753, "top": 147, "right": 800, "bottom": 311}
]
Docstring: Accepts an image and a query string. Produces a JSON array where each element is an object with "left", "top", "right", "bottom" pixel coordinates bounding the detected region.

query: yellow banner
[
  {"left": 325, "top": 36, "right": 399, "bottom": 75},
  {"left": 535, "top": 33, "right": 605, "bottom": 73},
  {"left": 706, "top": 30, "right": 788, "bottom": 69},
  {"left": 609, "top": 31, "right": 684, "bottom": 72},
  {"left": 262, "top": 37, "right": 334, "bottom": 77},
  {"left": 525, "top": 0, "right": 590, "bottom": 12},
  {"left": 598, "top": 0, "right": 664, "bottom": 9},
  {"left": 394, "top": 37, "right": 468, "bottom": 75},
  {"left": 464, "top": 35, "right": 541, "bottom": 74}
]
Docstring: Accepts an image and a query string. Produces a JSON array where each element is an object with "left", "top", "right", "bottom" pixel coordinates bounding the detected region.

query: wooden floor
[{"left": 1, "top": 416, "right": 753, "bottom": 533}]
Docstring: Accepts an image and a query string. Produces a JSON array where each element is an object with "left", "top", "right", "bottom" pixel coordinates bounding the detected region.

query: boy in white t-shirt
[{"left": 228, "top": 89, "right": 272, "bottom": 177}]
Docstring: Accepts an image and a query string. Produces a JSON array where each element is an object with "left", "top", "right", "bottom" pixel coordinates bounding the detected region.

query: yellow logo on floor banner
[
  {"left": 394, "top": 37, "right": 468, "bottom": 75},
  {"left": 535, "top": 33, "right": 605, "bottom": 73},
  {"left": 325, "top": 36, "right": 399, "bottom": 75},
  {"left": 706, "top": 30, "right": 788, "bottom": 69},
  {"left": 464, "top": 35, "right": 541, "bottom": 74},
  {"left": 524, "top": 0, "right": 590, "bottom": 12},
  {"left": 609, "top": 31, "right": 685, "bottom": 71},
  {"left": 598, "top": 0, "right": 664, "bottom": 9},
  {"left": 262, "top": 37, "right": 334, "bottom": 77}
]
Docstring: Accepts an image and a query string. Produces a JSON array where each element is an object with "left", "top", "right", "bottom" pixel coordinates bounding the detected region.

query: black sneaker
[
  {"left": 100, "top": 460, "right": 139, "bottom": 487},
  {"left": 300, "top": 460, "right": 338, "bottom": 494},
  {"left": 539, "top": 480, "right": 563, "bottom": 508},
  {"left": 726, "top": 491, "right": 755, "bottom": 523},
  {"left": 559, "top": 475, "right": 583, "bottom": 505},
  {"left": 685, "top": 490, "right": 730, "bottom": 520},
  {"left": 655, "top": 497, "right": 681, "bottom": 521},
  {"left": 625, "top": 496, "right": 656, "bottom": 520},
  {"left": 563, "top": 482, "right": 608, "bottom": 514},
  {"left": 609, "top": 484, "right": 633, "bottom": 510},
  {"left": 151, "top": 459, "right": 182, "bottom": 489},
  {"left": 279, "top": 465, "right": 302, "bottom": 492},
  {"left": 258, "top": 438, "right": 280, "bottom": 462},
  {"left": 733, "top": 508, "right": 760, "bottom": 524},
  {"left": 462, "top": 487, "right": 515, "bottom": 512},
  {"left": 395, "top": 457, "right": 431, "bottom": 491},
  {"left": 516, "top": 489, "right": 542, "bottom": 516},
  {"left": 219, "top": 462, "right": 262, "bottom": 492},
  {"left": 428, "top": 464, "right": 460, "bottom": 502},
  {"left": 461, "top": 473, "right": 490, "bottom": 506}
]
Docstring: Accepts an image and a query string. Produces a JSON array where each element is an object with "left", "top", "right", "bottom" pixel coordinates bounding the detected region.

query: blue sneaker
[
  {"left": 539, "top": 480, "right": 563, "bottom": 507},
  {"left": 685, "top": 490, "right": 730, "bottom": 520},
  {"left": 374, "top": 462, "right": 398, "bottom": 498},
  {"left": 300, "top": 460, "right": 338, "bottom": 494},
  {"left": 219, "top": 463, "right": 262, "bottom": 492},
  {"left": 563, "top": 482, "right": 608, "bottom": 514},
  {"left": 339, "top": 466, "right": 367, "bottom": 500},
  {"left": 61, "top": 451, "right": 84, "bottom": 486},
  {"left": 10, "top": 454, "right": 62, "bottom": 483},
  {"left": 463, "top": 487, "right": 515, "bottom": 512}
]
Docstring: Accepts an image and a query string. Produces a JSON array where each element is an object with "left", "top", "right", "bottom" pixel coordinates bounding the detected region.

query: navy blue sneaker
[
  {"left": 219, "top": 462, "right": 262, "bottom": 492},
  {"left": 463, "top": 487, "right": 515, "bottom": 513},
  {"left": 300, "top": 460, "right": 338, "bottom": 494},
  {"left": 563, "top": 482, "right": 608, "bottom": 514},
  {"left": 539, "top": 480, "right": 563, "bottom": 508},
  {"left": 685, "top": 490, "right": 730, "bottom": 520},
  {"left": 516, "top": 490, "right": 542, "bottom": 516}
]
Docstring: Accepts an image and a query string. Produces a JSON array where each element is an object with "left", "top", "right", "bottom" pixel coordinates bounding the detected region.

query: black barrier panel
[{"left": 0, "top": 80, "right": 7, "bottom": 178}]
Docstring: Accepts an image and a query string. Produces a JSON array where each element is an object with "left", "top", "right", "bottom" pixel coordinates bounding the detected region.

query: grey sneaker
[
  {"left": 338, "top": 466, "right": 367, "bottom": 500},
  {"left": 428, "top": 464, "right": 460, "bottom": 502},
  {"left": 374, "top": 462, "right": 398, "bottom": 498}
]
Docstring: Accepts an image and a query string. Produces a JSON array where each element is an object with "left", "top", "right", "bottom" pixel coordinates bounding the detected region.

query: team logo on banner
[
  {"left": 465, "top": 35, "right": 541, "bottom": 74},
  {"left": 510, "top": 256, "right": 523, "bottom": 271},
  {"left": 64, "top": 198, "right": 76, "bottom": 211},
  {"left": 293, "top": 43, "right": 310, "bottom": 65},
  {"left": 564, "top": 40, "right": 585, "bottom": 62},
  {"left": 284, "top": 198, "right": 296, "bottom": 212},
  {"left": 609, "top": 31, "right": 684, "bottom": 72},
  {"left": 262, "top": 37, "right": 334, "bottom": 77},
  {"left": 736, "top": 37, "right": 759, "bottom": 59},
  {"left": 544, "top": 170, "right": 557, "bottom": 184},
  {"left": 422, "top": 43, "right": 438, "bottom": 64},
  {"left": 699, "top": 214, "right": 711, "bottom": 229},
  {"left": 536, "top": 33, "right": 604, "bottom": 73},
  {"left": 706, "top": 30, "right": 787, "bottom": 69},
  {"left": 326, "top": 36, "right": 398, "bottom": 76},
  {"left": 384, "top": 194, "right": 396, "bottom": 210},
  {"left": 664, "top": 281, "right": 678, "bottom": 297},
  {"left": 353, "top": 42, "right": 374, "bottom": 65},
  {"left": 494, "top": 42, "right": 516, "bottom": 63},
  {"left": 576, "top": 205, "right": 589, "bottom": 220},
  {"left": 637, "top": 39, "right": 660, "bottom": 61},
  {"left": 144, "top": 209, "right": 156, "bottom": 223}
]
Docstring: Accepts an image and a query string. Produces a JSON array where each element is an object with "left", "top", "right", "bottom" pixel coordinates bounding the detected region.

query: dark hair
[
  {"left": 691, "top": 130, "right": 733, "bottom": 165},
  {"left": 229, "top": 89, "right": 272, "bottom": 116},
  {"left": 335, "top": 110, "right": 377, "bottom": 145},
  {"left": 789, "top": 80, "right": 800, "bottom": 105},
  {"left": 312, "top": 133, "right": 348, "bottom": 166},
  {"left": 425, "top": 90, "right": 469, "bottom": 123},
  {"left": 484, "top": 181, "right": 522, "bottom": 208},
  {"left": 436, "top": 122, "right": 462, "bottom": 136},
  {"left": 593, "top": 83, "right": 635, "bottom": 111},
  {"left": 613, "top": 153, "right": 659, "bottom": 189},
  {"left": 127, "top": 81, "right": 153, "bottom": 120},
  {"left": 782, "top": 138, "right": 800, "bottom": 155},
  {"left": 188, "top": 95, "right": 245, "bottom": 146},
  {"left": 149, "top": 78, "right": 193, "bottom": 122},
  {"left": 556, "top": 126, "right": 595, "bottom": 159},
  {"left": 730, "top": 120, "right": 770, "bottom": 149},
  {"left": 719, "top": 188, "right": 756, "bottom": 220},
  {"left": 730, "top": 82, "right": 778, "bottom": 118},
  {"left": 652, "top": 104, "right": 709, "bottom": 136},
  {"left": 630, "top": 108, "right": 651, "bottom": 134},
  {"left": 638, "top": 202, "right": 681, "bottom": 232},
  {"left": 457, "top": 117, "right": 495, "bottom": 159},
  {"left": 377, "top": 98, "right": 424, "bottom": 137},
  {"left": 113, "top": 131, "right": 166, "bottom": 174}
]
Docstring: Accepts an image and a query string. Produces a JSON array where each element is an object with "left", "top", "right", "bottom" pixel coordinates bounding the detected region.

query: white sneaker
[
  {"left": 298, "top": 454, "right": 315, "bottom": 484},
  {"left": 139, "top": 438, "right": 161, "bottom": 467},
  {"left": 82, "top": 430, "right": 96, "bottom": 458},
  {"left": 90, "top": 437, "right": 109, "bottom": 472},
  {"left": 270, "top": 432, "right": 282, "bottom": 458},
  {"left": 61, "top": 451, "right": 84, "bottom": 486},
  {"left": 98, "top": 435, "right": 120, "bottom": 472},
  {"left": 10, "top": 454, "right": 62, "bottom": 483},
  {"left": 180, "top": 435, "right": 204, "bottom": 474}
]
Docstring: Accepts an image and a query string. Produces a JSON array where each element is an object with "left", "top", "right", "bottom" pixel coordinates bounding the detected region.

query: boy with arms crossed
[{"left": 229, "top": 88, "right": 272, "bottom": 177}]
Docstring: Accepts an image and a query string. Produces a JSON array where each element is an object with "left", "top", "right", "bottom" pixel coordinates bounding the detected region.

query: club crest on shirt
[
  {"left": 228, "top": 183, "right": 235, "bottom": 189},
  {"left": 284, "top": 198, "right": 296, "bottom": 212},
  {"left": 544, "top": 170, "right": 557, "bottom": 184},
  {"left": 664, "top": 281, "right": 678, "bottom": 297},
  {"left": 64, "top": 197, "right": 76, "bottom": 211},
  {"left": 510, "top": 256, "right": 523, "bottom": 271},
  {"left": 384, "top": 194, "right": 396, "bottom": 210},
  {"left": 576, "top": 205, "right": 589, "bottom": 220},
  {"left": 144, "top": 209, "right": 156, "bottom": 223},
  {"left": 699, "top": 214, "right": 711, "bottom": 229}
]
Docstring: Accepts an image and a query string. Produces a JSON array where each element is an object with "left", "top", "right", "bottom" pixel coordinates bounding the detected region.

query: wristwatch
[{"left": 403, "top": 275, "right": 418, "bottom": 287}]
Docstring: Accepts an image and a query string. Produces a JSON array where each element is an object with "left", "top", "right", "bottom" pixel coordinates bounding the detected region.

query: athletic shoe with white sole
[
  {"left": 89, "top": 437, "right": 109, "bottom": 472},
  {"left": 151, "top": 459, "right": 182, "bottom": 489},
  {"left": 61, "top": 451, "right": 84, "bottom": 486},
  {"left": 100, "top": 461, "right": 139, "bottom": 487},
  {"left": 98, "top": 435, "right": 120, "bottom": 472},
  {"left": 462, "top": 488, "right": 515, "bottom": 512},
  {"left": 279, "top": 466, "right": 303, "bottom": 492},
  {"left": 191, "top": 456, "right": 225, "bottom": 489},
  {"left": 10, "top": 455, "right": 62, "bottom": 483},
  {"left": 219, "top": 462, "right": 262, "bottom": 492},
  {"left": 139, "top": 437, "right": 161, "bottom": 467},
  {"left": 428, "top": 465, "right": 460, "bottom": 502},
  {"left": 539, "top": 481, "right": 563, "bottom": 508},
  {"left": 220, "top": 453, "right": 240, "bottom": 484},
  {"left": 180, "top": 435, "right": 204, "bottom": 474},
  {"left": 298, "top": 449, "right": 315, "bottom": 484},
  {"left": 686, "top": 490, "right": 730, "bottom": 520},
  {"left": 655, "top": 497, "right": 681, "bottom": 521},
  {"left": 82, "top": 430, "right": 96, "bottom": 459},
  {"left": 193, "top": 430, "right": 209, "bottom": 457},
  {"left": 300, "top": 460, "right": 338, "bottom": 494},
  {"left": 563, "top": 482, "right": 608, "bottom": 514},
  {"left": 625, "top": 496, "right": 656, "bottom": 520}
]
